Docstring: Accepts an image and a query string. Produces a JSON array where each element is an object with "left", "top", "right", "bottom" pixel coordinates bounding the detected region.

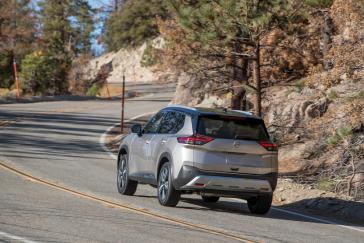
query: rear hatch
[{"left": 192, "top": 115, "right": 276, "bottom": 175}]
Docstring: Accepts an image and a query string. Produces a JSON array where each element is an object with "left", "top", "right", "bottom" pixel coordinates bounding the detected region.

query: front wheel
[
  {"left": 117, "top": 154, "right": 138, "bottom": 195},
  {"left": 158, "top": 162, "right": 180, "bottom": 207},
  {"left": 247, "top": 194, "right": 272, "bottom": 214}
]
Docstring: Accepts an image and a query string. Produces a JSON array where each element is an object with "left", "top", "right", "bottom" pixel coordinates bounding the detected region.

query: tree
[
  {"left": 19, "top": 51, "right": 56, "bottom": 95},
  {"left": 0, "top": 0, "right": 35, "bottom": 89},
  {"left": 166, "top": 0, "right": 309, "bottom": 116},
  {"left": 38, "top": 0, "right": 74, "bottom": 94},
  {"left": 37, "top": 0, "right": 95, "bottom": 95},
  {"left": 72, "top": 0, "right": 95, "bottom": 55},
  {"left": 104, "top": 0, "right": 169, "bottom": 51}
]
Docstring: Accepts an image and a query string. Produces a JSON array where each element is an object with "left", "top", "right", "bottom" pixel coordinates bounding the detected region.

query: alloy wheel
[
  {"left": 117, "top": 157, "right": 127, "bottom": 189},
  {"left": 158, "top": 166, "right": 169, "bottom": 202}
]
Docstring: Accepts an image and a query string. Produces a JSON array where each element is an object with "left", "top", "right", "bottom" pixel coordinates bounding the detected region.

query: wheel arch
[
  {"left": 117, "top": 146, "right": 129, "bottom": 165},
  {"left": 156, "top": 152, "right": 172, "bottom": 180}
]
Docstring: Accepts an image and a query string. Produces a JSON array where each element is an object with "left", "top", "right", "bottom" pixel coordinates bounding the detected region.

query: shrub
[
  {"left": 337, "top": 126, "right": 352, "bottom": 139},
  {"left": 327, "top": 90, "right": 338, "bottom": 100},
  {"left": 141, "top": 42, "right": 159, "bottom": 67},
  {"left": 294, "top": 79, "right": 305, "bottom": 93},
  {"left": 305, "top": 0, "right": 333, "bottom": 8},
  {"left": 325, "top": 126, "right": 352, "bottom": 146},
  {"left": 326, "top": 134, "right": 339, "bottom": 146},
  {"left": 86, "top": 84, "right": 100, "bottom": 96},
  {"left": 19, "top": 52, "right": 55, "bottom": 95},
  {"left": 317, "top": 177, "right": 335, "bottom": 191}
]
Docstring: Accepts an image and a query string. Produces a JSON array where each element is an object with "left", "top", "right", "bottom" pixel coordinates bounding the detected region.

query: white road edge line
[
  {"left": 100, "top": 113, "right": 364, "bottom": 235},
  {"left": 272, "top": 207, "right": 364, "bottom": 233},
  {"left": 231, "top": 197, "right": 364, "bottom": 234},
  {"left": 0, "top": 231, "right": 38, "bottom": 243}
]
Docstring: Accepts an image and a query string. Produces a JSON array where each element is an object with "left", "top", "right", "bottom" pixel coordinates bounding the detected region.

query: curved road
[{"left": 0, "top": 84, "right": 363, "bottom": 242}]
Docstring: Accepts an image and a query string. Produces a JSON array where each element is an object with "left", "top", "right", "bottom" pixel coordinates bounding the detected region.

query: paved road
[{"left": 0, "top": 84, "right": 363, "bottom": 243}]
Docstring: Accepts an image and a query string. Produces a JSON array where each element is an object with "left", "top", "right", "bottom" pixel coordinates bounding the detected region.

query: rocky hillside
[
  {"left": 266, "top": 0, "right": 363, "bottom": 199},
  {"left": 171, "top": 0, "right": 364, "bottom": 199},
  {"left": 83, "top": 38, "right": 165, "bottom": 84},
  {"left": 88, "top": 0, "right": 363, "bottom": 200}
]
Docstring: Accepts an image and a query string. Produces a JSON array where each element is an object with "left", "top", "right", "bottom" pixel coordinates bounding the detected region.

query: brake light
[
  {"left": 259, "top": 141, "right": 278, "bottom": 151},
  {"left": 177, "top": 134, "right": 214, "bottom": 145}
]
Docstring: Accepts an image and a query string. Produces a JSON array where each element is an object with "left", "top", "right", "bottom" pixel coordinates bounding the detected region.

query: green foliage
[
  {"left": 345, "top": 90, "right": 364, "bottom": 102},
  {"left": 86, "top": 84, "right": 100, "bottom": 96},
  {"left": 325, "top": 126, "right": 352, "bottom": 146},
  {"left": 325, "top": 134, "right": 339, "bottom": 146},
  {"left": 141, "top": 42, "right": 158, "bottom": 67},
  {"left": 0, "top": 0, "right": 36, "bottom": 88},
  {"left": 305, "top": 0, "right": 333, "bottom": 8},
  {"left": 72, "top": 0, "right": 95, "bottom": 55},
  {"left": 327, "top": 89, "right": 338, "bottom": 100},
  {"left": 168, "top": 0, "right": 297, "bottom": 49},
  {"left": 317, "top": 177, "right": 335, "bottom": 191},
  {"left": 0, "top": 53, "right": 13, "bottom": 88},
  {"left": 19, "top": 52, "right": 56, "bottom": 95},
  {"left": 37, "top": 0, "right": 94, "bottom": 95},
  {"left": 337, "top": 126, "right": 352, "bottom": 139},
  {"left": 294, "top": 79, "right": 306, "bottom": 93},
  {"left": 104, "top": 0, "right": 169, "bottom": 51}
]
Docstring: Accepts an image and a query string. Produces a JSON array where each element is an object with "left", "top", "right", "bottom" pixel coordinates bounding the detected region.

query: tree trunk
[
  {"left": 253, "top": 43, "right": 261, "bottom": 117},
  {"left": 322, "top": 10, "right": 333, "bottom": 70},
  {"left": 230, "top": 42, "right": 248, "bottom": 110}
]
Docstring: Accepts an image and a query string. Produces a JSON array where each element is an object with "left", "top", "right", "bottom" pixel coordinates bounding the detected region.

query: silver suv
[{"left": 117, "top": 106, "right": 278, "bottom": 214}]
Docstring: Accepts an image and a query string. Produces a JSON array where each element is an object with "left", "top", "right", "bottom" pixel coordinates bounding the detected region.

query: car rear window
[{"left": 197, "top": 115, "right": 269, "bottom": 141}]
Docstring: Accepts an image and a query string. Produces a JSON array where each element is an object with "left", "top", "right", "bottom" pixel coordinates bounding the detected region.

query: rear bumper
[{"left": 173, "top": 165, "right": 277, "bottom": 195}]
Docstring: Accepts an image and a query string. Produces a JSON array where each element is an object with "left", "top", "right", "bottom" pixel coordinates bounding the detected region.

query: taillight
[
  {"left": 177, "top": 134, "right": 214, "bottom": 145},
  {"left": 259, "top": 141, "right": 278, "bottom": 151}
]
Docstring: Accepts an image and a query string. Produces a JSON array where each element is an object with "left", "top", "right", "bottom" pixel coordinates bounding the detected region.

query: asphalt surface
[{"left": 0, "top": 83, "right": 363, "bottom": 243}]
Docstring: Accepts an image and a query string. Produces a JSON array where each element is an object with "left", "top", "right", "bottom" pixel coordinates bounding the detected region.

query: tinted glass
[
  {"left": 159, "top": 111, "right": 185, "bottom": 134},
  {"left": 143, "top": 112, "right": 164, "bottom": 134},
  {"left": 197, "top": 115, "right": 269, "bottom": 140}
]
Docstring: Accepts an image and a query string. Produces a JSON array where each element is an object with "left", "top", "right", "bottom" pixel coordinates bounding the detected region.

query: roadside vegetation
[{"left": 0, "top": 0, "right": 94, "bottom": 96}]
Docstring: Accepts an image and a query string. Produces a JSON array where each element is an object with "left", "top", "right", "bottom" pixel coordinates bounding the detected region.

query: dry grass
[
  {"left": 99, "top": 85, "right": 124, "bottom": 97},
  {"left": 0, "top": 88, "right": 10, "bottom": 96}
]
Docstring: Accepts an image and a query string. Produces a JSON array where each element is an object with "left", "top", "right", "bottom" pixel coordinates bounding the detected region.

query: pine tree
[
  {"left": 38, "top": 0, "right": 74, "bottom": 94},
  {"left": 72, "top": 0, "right": 94, "bottom": 55},
  {"left": 0, "top": 0, "right": 35, "bottom": 89},
  {"left": 167, "top": 0, "right": 307, "bottom": 116},
  {"left": 104, "top": 0, "right": 169, "bottom": 51}
]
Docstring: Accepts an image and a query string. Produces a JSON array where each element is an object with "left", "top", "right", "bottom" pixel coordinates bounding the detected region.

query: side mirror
[{"left": 131, "top": 124, "right": 142, "bottom": 136}]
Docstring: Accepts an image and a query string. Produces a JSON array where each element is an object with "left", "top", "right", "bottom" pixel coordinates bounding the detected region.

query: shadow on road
[
  {"left": 0, "top": 109, "right": 119, "bottom": 161},
  {"left": 179, "top": 197, "right": 364, "bottom": 227}
]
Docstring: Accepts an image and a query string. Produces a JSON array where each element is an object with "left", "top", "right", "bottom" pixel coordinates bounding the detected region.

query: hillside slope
[
  {"left": 87, "top": 0, "right": 363, "bottom": 200},
  {"left": 171, "top": 0, "right": 364, "bottom": 199}
]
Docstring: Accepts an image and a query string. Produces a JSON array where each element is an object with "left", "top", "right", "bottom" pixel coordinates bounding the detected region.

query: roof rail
[
  {"left": 167, "top": 104, "right": 197, "bottom": 111},
  {"left": 232, "top": 110, "right": 253, "bottom": 116}
]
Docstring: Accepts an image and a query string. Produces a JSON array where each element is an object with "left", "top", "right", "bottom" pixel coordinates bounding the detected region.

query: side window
[
  {"left": 159, "top": 111, "right": 186, "bottom": 134},
  {"left": 143, "top": 112, "right": 164, "bottom": 134}
]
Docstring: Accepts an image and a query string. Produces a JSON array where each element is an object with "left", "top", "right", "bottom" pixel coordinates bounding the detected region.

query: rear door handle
[
  {"left": 145, "top": 140, "right": 151, "bottom": 144},
  {"left": 161, "top": 139, "right": 167, "bottom": 144}
]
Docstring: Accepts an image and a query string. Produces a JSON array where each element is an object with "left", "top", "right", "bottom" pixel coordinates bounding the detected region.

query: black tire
[
  {"left": 157, "top": 162, "right": 180, "bottom": 207},
  {"left": 201, "top": 196, "right": 219, "bottom": 203},
  {"left": 117, "top": 154, "right": 138, "bottom": 195},
  {"left": 247, "top": 194, "right": 272, "bottom": 214}
]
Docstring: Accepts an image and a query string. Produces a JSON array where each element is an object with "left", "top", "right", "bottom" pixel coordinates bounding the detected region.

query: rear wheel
[
  {"left": 158, "top": 162, "right": 180, "bottom": 207},
  {"left": 201, "top": 196, "right": 219, "bottom": 203},
  {"left": 117, "top": 154, "right": 138, "bottom": 195},
  {"left": 247, "top": 194, "right": 272, "bottom": 214}
]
